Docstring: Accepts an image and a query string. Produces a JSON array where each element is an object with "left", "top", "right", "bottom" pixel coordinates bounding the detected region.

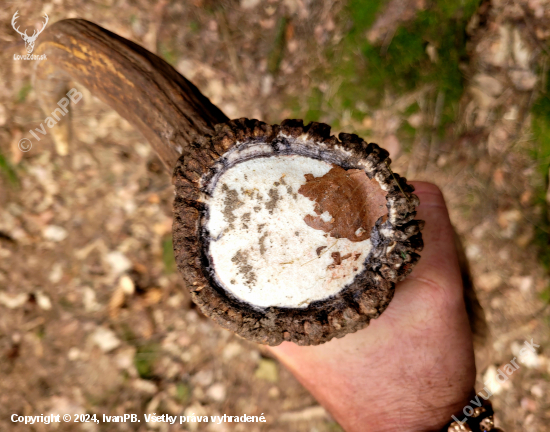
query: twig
[
  {"left": 300, "top": 239, "right": 339, "bottom": 267},
  {"left": 385, "top": 160, "right": 410, "bottom": 202},
  {"left": 216, "top": 9, "right": 245, "bottom": 82}
]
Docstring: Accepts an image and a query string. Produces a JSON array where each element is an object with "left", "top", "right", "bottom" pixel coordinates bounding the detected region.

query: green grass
[
  {"left": 159, "top": 42, "right": 179, "bottom": 66},
  {"left": 175, "top": 383, "right": 191, "bottom": 404},
  {"left": 134, "top": 343, "right": 160, "bottom": 379},
  {"left": 541, "top": 286, "right": 550, "bottom": 304},
  {"left": 17, "top": 82, "right": 32, "bottom": 103},
  {"left": 530, "top": 69, "right": 550, "bottom": 274},
  {"left": 162, "top": 236, "right": 176, "bottom": 274},
  {"left": 267, "top": 16, "right": 289, "bottom": 75},
  {"left": 0, "top": 152, "right": 19, "bottom": 186},
  {"left": 292, "top": 0, "right": 480, "bottom": 136}
]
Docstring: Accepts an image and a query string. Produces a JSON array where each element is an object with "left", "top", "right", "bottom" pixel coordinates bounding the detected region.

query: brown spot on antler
[{"left": 298, "top": 166, "right": 388, "bottom": 242}]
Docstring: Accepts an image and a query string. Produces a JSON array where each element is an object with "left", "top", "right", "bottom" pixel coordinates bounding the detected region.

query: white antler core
[{"left": 206, "top": 155, "right": 375, "bottom": 308}]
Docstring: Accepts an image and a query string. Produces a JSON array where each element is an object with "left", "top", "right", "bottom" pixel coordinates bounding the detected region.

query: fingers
[{"left": 407, "top": 181, "right": 462, "bottom": 296}]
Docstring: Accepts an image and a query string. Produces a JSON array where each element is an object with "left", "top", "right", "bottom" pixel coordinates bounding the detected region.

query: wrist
[{"left": 318, "top": 387, "right": 475, "bottom": 432}]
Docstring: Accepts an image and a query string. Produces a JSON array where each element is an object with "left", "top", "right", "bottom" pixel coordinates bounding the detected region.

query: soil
[{"left": 0, "top": 0, "right": 549, "bottom": 431}]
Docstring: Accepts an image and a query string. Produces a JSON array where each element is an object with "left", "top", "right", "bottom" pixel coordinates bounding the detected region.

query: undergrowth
[
  {"left": 292, "top": 0, "right": 480, "bottom": 141},
  {"left": 530, "top": 70, "right": 550, "bottom": 301},
  {"left": 0, "top": 151, "right": 18, "bottom": 186}
]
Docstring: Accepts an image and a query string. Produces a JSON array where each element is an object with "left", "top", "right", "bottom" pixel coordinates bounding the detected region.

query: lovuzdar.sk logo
[{"left": 12, "top": 10, "right": 49, "bottom": 60}]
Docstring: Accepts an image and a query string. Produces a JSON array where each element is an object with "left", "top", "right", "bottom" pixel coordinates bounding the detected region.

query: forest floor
[{"left": 0, "top": 0, "right": 549, "bottom": 431}]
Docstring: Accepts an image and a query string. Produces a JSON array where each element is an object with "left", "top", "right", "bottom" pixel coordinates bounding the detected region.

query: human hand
[{"left": 267, "top": 182, "right": 476, "bottom": 432}]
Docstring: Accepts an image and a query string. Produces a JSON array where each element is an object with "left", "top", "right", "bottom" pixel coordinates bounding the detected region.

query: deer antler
[
  {"left": 11, "top": 11, "right": 27, "bottom": 38},
  {"left": 29, "top": 14, "right": 49, "bottom": 41},
  {"left": 33, "top": 19, "right": 228, "bottom": 168},
  {"left": 31, "top": 19, "right": 423, "bottom": 347}
]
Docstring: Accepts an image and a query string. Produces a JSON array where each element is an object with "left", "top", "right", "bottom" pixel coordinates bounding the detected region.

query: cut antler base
[
  {"left": 34, "top": 19, "right": 423, "bottom": 346},
  {"left": 173, "top": 118, "right": 423, "bottom": 346}
]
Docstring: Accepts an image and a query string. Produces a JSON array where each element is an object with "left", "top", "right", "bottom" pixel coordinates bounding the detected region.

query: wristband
[{"left": 443, "top": 399, "right": 504, "bottom": 431}]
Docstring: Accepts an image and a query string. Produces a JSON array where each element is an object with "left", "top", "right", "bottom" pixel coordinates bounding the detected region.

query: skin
[{"left": 268, "top": 182, "right": 476, "bottom": 432}]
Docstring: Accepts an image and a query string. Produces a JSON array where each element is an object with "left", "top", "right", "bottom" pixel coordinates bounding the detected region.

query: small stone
[
  {"left": 46, "top": 396, "right": 85, "bottom": 418},
  {"left": 67, "top": 347, "right": 81, "bottom": 361},
  {"left": 114, "top": 347, "right": 136, "bottom": 370},
  {"left": 91, "top": 327, "right": 121, "bottom": 352},
  {"left": 508, "top": 70, "right": 537, "bottom": 91},
  {"left": 473, "top": 74, "right": 503, "bottom": 97},
  {"left": 426, "top": 44, "right": 438, "bottom": 63},
  {"left": 206, "top": 383, "right": 226, "bottom": 402},
  {"left": 133, "top": 379, "right": 158, "bottom": 394},
  {"left": 261, "top": 75, "right": 273, "bottom": 96},
  {"left": 0, "top": 292, "right": 29, "bottom": 309},
  {"left": 511, "top": 341, "right": 541, "bottom": 369},
  {"left": 118, "top": 275, "right": 135, "bottom": 295},
  {"left": 184, "top": 403, "right": 207, "bottom": 431},
  {"left": 510, "top": 276, "right": 533, "bottom": 294},
  {"left": 503, "top": 106, "right": 519, "bottom": 121},
  {"left": 482, "top": 365, "right": 504, "bottom": 395},
  {"left": 465, "top": 244, "right": 481, "bottom": 260},
  {"left": 530, "top": 383, "right": 545, "bottom": 398},
  {"left": 512, "top": 28, "right": 531, "bottom": 69},
  {"left": 362, "top": 116, "right": 373, "bottom": 129},
  {"left": 106, "top": 251, "right": 132, "bottom": 275},
  {"left": 278, "top": 406, "right": 328, "bottom": 422},
  {"left": 240, "top": 0, "right": 260, "bottom": 8},
  {"left": 192, "top": 369, "right": 213, "bottom": 387},
  {"left": 48, "top": 263, "right": 63, "bottom": 284},
  {"left": 35, "top": 291, "right": 52, "bottom": 310},
  {"left": 268, "top": 387, "right": 280, "bottom": 398},
  {"left": 82, "top": 287, "right": 101, "bottom": 312},
  {"left": 43, "top": 225, "right": 68, "bottom": 242},
  {"left": 477, "top": 273, "right": 502, "bottom": 291},
  {"left": 407, "top": 112, "right": 423, "bottom": 128},
  {"left": 144, "top": 288, "right": 163, "bottom": 305},
  {"left": 222, "top": 342, "right": 243, "bottom": 360},
  {"left": 521, "top": 397, "right": 537, "bottom": 412}
]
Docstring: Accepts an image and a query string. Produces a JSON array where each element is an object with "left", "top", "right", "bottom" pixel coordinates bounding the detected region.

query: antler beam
[{"left": 33, "top": 19, "right": 228, "bottom": 171}]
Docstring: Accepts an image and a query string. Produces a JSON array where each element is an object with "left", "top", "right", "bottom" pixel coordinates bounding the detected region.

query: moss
[
  {"left": 120, "top": 323, "right": 137, "bottom": 343},
  {"left": 162, "top": 236, "right": 176, "bottom": 274},
  {"left": 175, "top": 383, "right": 191, "bottom": 404},
  {"left": 134, "top": 343, "right": 160, "bottom": 379},
  {"left": 159, "top": 42, "right": 179, "bottom": 66},
  {"left": 17, "top": 81, "right": 33, "bottom": 103},
  {"left": 304, "top": 87, "right": 324, "bottom": 123},
  {"left": 189, "top": 20, "right": 200, "bottom": 33},
  {"left": 540, "top": 285, "right": 550, "bottom": 304},
  {"left": 268, "top": 16, "right": 288, "bottom": 75},
  {"left": 0, "top": 152, "right": 19, "bottom": 186},
  {"left": 58, "top": 296, "right": 73, "bottom": 310},
  {"left": 530, "top": 73, "right": 550, "bottom": 272},
  {"left": 327, "top": 422, "right": 345, "bottom": 432},
  {"left": 293, "top": 0, "right": 479, "bottom": 138}
]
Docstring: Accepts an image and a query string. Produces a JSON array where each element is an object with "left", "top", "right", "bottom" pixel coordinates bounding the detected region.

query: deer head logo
[{"left": 12, "top": 11, "right": 49, "bottom": 54}]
